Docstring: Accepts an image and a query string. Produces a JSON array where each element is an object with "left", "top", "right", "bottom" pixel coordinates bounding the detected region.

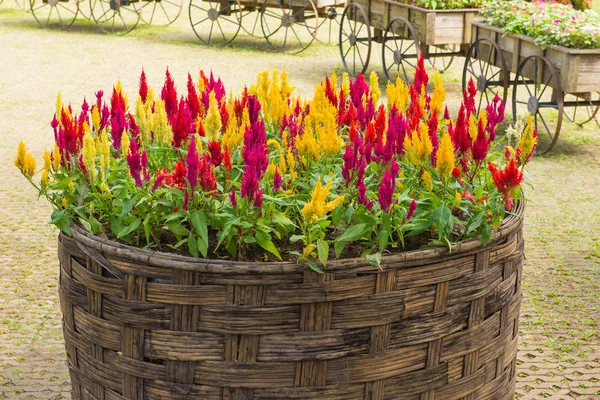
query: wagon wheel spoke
[
  {"left": 537, "top": 75, "right": 553, "bottom": 101},
  {"left": 58, "top": 3, "right": 77, "bottom": 16},
  {"left": 290, "top": 25, "right": 305, "bottom": 50},
  {"left": 537, "top": 110, "right": 553, "bottom": 141}
]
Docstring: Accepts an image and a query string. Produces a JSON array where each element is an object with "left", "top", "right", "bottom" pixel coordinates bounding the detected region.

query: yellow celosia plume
[
  {"left": 153, "top": 99, "right": 173, "bottom": 145},
  {"left": 386, "top": 78, "right": 409, "bottom": 112},
  {"left": 370, "top": 72, "right": 381, "bottom": 105},
  {"left": 82, "top": 132, "right": 97, "bottom": 179},
  {"left": 203, "top": 91, "right": 222, "bottom": 141},
  {"left": 430, "top": 74, "right": 446, "bottom": 116},
  {"left": 301, "top": 180, "right": 345, "bottom": 223},
  {"left": 121, "top": 131, "right": 130, "bottom": 159},
  {"left": 435, "top": 132, "right": 455, "bottom": 180},
  {"left": 14, "top": 141, "right": 37, "bottom": 179}
]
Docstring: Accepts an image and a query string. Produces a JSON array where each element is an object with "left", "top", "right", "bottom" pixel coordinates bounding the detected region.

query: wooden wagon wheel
[
  {"left": 563, "top": 92, "right": 600, "bottom": 126},
  {"left": 382, "top": 17, "right": 420, "bottom": 84},
  {"left": 189, "top": 0, "right": 242, "bottom": 46},
  {"left": 315, "top": 7, "right": 340, "bottom": 44},
  {"left": 30, "top": 0, "right": 79, "bottom": 29},
  {"left": 512, "top": 55, "right": 564, "bottom": 155},
  {"left": 90, "top": 0, "right": 141, "bottom": 34},
  {"left": 139, "top": 0, "right": 182, "bottom": 26},
  {"left": 462, "top": 38, "right": 509, "bottom": 113},
  {"left": 259, "top": 0, "right": 319, "bottom": 55},
  {"left": 240, "top": 5, "right": 261, "bottom": 37},
  {"left": 427, "top": 44, "right": 457, "bottom": 73},
  {"left": 339, "top": 3, "right": 371, "bottom": 76},
  {"left": 77, "top": 0, "right": 92, "bottom": 20}
]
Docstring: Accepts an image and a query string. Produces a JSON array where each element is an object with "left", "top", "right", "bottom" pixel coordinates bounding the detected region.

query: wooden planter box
[
  {"left": 471, "top": 20, "right": 600, "bottom": 94},
  {"left": 58, "top": 202, "right": 525, "bottom": 399},
  {"left": 352, "top": 0, "right": 478, "bottom": 46}
]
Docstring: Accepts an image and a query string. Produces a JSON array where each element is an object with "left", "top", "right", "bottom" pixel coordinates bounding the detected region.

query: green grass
[{"left": 594, "top": 0, "right": 600, "bottom": 13}]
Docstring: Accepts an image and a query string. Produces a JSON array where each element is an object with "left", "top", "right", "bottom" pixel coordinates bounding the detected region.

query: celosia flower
[
  {"left": 472, "top": 118, "right": 489, "bottom": 163},
  {"left": 91, "top": 106, "right": 101, "bottom": 132},
  {"left": 273, "top": 168, "right": 282, "bottom": 191},
  {"left": 82, "top": 132, "right": 97, "bottom": 179},
  {"left": 186, "top": 137, "right": 199, "bottom": 191},
  {"left": 240, "top": 121, "right": 268, "bottom": 207},
  {"left": 203, "top": 91, "right": 222, "bottom": 141},
  {"left": 422, "top": 170, "right": 433, "bottom": 191},
  {"left": 405, "top": 199, "right": 417, "bottom": 221},
  {"left": 139, "top": 69, "right": 149, "bottom": 104},
  {"left": 452, "top": 105, "right": 471, "bottom": 155},
  {"left": 172, "top": 98, "right": 193, "bottom": 148},
  {"left": 207, "top": 141, "right": 223, "bottom": 167},
  {"left": 369, "top": 71, "right": 381, "bottom": 105},
  {"left": 186, "top": 73, "right": 200, "bottom": 121},
  {"left": 301, "top": 180, "right": 344, "bottom": 223},
  {"left": 516, "top": 115, "right": 538, "bottom": 165},
  {"left": 161, "top": 68, "right": 178, "bottom": 122},
  {"left": 378, "top": 161, "right": 399, "bottom": 212},
  {"left": 436, "top": 132, "right": 455, "bottom": 180},
  {"left": 488, "top": 158, "right": 524, "bottom": 210},
  {"left": 121, "top": 131, "right": 130, "bottom": 158},
  {"left": 14, "top": 141, "right": 37, "bottom": 179},
  {"left": 413, "top": 53, "right": 429, "bottom": 94},
  {"left": 52, "top": 144, "right": 61, "bottom": 171},
  {"left": 229, "top": 188, "right": 237, "bottom": 208},
  {"left": 126, "top": 140, "right": 144, "bottom": 187},
  {"left": 430, "top": 74, "right": 446, "bottom": 115},
  {"left": 223, "top": 147, "right": 232, "bottom": 172},
  {"left": 485, "top": 93, "right": 505, "bottom": 142},
  {"left": 110, "top": 105, "right": 126, "bottom": 149}
]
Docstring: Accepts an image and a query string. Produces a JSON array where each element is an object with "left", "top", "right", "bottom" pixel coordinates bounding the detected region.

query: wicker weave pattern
[{"left": 58, "top": 202, "right": 525, "bottom": 400}]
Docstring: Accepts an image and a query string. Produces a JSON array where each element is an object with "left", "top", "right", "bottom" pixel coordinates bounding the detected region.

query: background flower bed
[
  {"left": 16, "top": 57, "right": 535, "bottom": 269},
  {"left": 481, "top": 0, "right": 600, "bottom": 49}
]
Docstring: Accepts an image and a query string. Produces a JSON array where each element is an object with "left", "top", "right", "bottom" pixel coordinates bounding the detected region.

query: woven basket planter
[{"left": 58, "top": 201, "right": 525, "bottom": 400}]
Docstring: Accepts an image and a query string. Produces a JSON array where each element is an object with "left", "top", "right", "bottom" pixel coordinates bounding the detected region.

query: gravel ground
[{"left": 0, "top": 2, "right": 599, "bottom": 399}]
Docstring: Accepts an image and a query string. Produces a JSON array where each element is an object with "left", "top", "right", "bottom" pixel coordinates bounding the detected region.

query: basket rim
[{"left": 66, "top": 200, "right": 525, "bottom": 274}]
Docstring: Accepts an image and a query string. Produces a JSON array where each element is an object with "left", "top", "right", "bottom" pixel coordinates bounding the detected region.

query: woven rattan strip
[{"left": 58, "top": 201, "right": 525, "bottom": 399}]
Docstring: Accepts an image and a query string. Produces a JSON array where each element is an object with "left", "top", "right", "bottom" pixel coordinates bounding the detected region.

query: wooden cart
[
  {"left": 188, "top": 0, "right": 345, "bottom": 54},
  {"left": 463, "top": 20, "right": 600, "bottom": 154},
  {"left": 22, "top": 0, "right": 182, "bottom": 33},
  {"left": 338, "top": 0, "right": 479, "bottom": 81}
]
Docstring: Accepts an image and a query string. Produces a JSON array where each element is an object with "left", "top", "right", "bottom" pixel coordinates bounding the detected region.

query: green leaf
[
  {"left": 354, "top": 209, "right": 378, "bottom": 226},
  {"left": 119, "top": 199, "right": 136, "bottom": 219},
  {"left": 273, "top": 211, "right": 296, "bottom": 229},
  {"left": 366, "top": 252, "right": 382, "bottom": 268},
  {"left": 376, "top": 230, "right": 389, "bottom": 250},
  {"left": 50, "top": 209, "right": 71, "bottom": 235},
  {"left": 481, "top": 223, "right": 492, "bottom": 246},
  {"left": 317, "top": 239, "right": 329, "bottom": 267},
  {"left": 334, "top": 240, "right": 346, "bottom": 258},
  {"left": 331, "top": 206, "right": 343, "bottom": 227},
  {"left": 382, "top": 213, "right": 392, "bottom": 234},
  {"left": 167, "top": 222, "right": 190, "bottom": 238},
  {"left": 290, "top": 234, "right": 306, "bottom": 243},
  {"left": 117, "top": 218, "right": 141, "bottom": 239},
  {"left": 217, "top": 219, "right": 238, "bottom": 249},
  {"left": 335, "top": 223, "right": 369, "bottom": 243},
  {"left": 78, "top": 217, "right": 92, "bottom": 233},
  {"left": 307, "top": 260, "right": 324, "bottom": 274},
  {"left": 255, "top": 231, "right": 282, "bottom": 261},
  {"left": 188, "top": 234, "right": 199, "bottom": 258},
  {"left": 190, "top": 211, "right": 209, "bottom": 257}
]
